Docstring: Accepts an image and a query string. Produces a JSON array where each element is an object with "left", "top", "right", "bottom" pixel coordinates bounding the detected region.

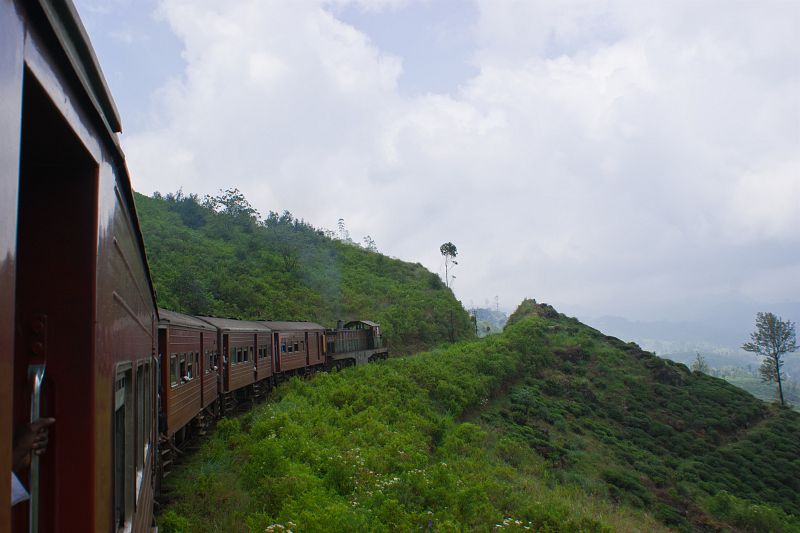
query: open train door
[
  {"left": 11, "top": 64, "right": 98, "bottom": 533},
  {"left": 273, "top": 333, "right": 281, "bottom": 373}
]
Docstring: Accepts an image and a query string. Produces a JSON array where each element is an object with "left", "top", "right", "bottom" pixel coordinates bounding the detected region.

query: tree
[
  {"left": 691, "top": 352, "right": 710, "bottom": 374},
  {"left": 439, "top": 242, "right": 458, "bottom": 288},
  {"left": 742, "top": 312, "right": 797, "bottom": 407},
  {"left": 337, "top": 218, "right": 351, "bottom": 242},
  {"left": 362, "top": 235, "right": 377, "bottom": 252}
]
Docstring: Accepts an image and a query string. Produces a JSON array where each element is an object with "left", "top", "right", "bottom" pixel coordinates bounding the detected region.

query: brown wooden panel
[
  {"left": 228, "top": 362, "right": 254, "bottom": 391},
  {"left": 255, "top": 332, "right": 272, "bottom": 381},
  {"left": 132, "top": 453, "right": 153, "bottom": 533},
  {"left": 166, "top": 380, "right": 201, "bottom": 436},
  {"left": 310, "top": 332, "right": 324, "bottom": 365},
  {"left": 280, "top": 353, "right": 307, "bottom": 372},
  {"left": 202, "top": 371, "right": 218, "bottom": 409}
]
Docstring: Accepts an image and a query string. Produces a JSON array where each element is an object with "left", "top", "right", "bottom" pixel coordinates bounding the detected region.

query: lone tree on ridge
[
  {"left": 742, "top": 312, "right": 797, "bottom": 407},
  {"left": 691, "top": 352, "right": 710, "bottom": 374},
  {"left": 439, "top": 242, "right": 458, "bottom": 288}
]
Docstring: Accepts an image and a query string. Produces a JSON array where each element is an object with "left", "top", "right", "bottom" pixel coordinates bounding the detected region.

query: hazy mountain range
[{"left": 580, "top": 301, "right": 800, "bottom": 375}]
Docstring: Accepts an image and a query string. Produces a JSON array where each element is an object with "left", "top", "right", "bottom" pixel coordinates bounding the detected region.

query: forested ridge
[
  {"left": 134, "top": 190, "right": 474, "bottom": 353},
  {"left": 159, "top": 300, "right": 800, "bottom": 532}
]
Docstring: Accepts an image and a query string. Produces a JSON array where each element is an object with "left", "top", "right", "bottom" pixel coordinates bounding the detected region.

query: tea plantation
[{"left": 159, "top": 300, "right": 800, "bottom": 532}]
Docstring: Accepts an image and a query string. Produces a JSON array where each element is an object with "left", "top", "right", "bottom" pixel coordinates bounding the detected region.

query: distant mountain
[
  {"left": 472, "top": 307, "right": 507, "bottom": 336},
  {"left": 583, "top": 308, "right": 800, "bottom": 376}
]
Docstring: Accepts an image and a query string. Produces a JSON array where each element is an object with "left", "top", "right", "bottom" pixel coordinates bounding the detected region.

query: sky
[{"left": 74, "top": 0, "right": 800, "bottom": 343}]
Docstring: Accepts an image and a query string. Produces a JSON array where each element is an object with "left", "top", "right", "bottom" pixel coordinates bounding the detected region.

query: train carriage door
[
  {"left": 273, "top": 333, "right": 281, "bottom": 373},
  {"left": 252, "top": 334, "right": 258, "bottom": 381},
  {"left": 13, "top": 70, "right": 98, "bottom": 532},
  {"left": 222, "top": 334, "right": 229, "bottom": 391},
  {"left": 157, "top": 327, "right": 168, "bottom": 434}
]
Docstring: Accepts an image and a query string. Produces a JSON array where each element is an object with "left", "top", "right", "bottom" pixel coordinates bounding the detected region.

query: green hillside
[
  {"left": 158, "top": 299, "right": 800, "bottom": 532},
  {"left": 134, "top": 190, "right": 474, "bottom": 353}
]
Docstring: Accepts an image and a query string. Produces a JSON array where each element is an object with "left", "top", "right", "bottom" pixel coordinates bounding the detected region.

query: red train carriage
[
  {"left": 196, "top": 317, "right": 273, "bottom": 408},
  {"left": 158, "top": 309, "right": 219, "bottom": 441},
  {"left": 261, "top": 321, "right": 326, "bottom": 376},
  {"left": 1, "top": 1, "right": 158, "bottom": 532}
]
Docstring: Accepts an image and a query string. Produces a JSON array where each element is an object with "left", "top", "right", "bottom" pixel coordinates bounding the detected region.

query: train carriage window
[
  {"left": 135, "top": 363, "right": 145, "bottom": 497},
  {"left": 170, "top": 354, "right": 178, "bottom": 386},
  {"left": 300, "top": 341, "right": 305, "bottom": 352},
  {"left": 144, "top": 361, "right": 151, "bottom": 461},
  {"left": 114, "top": 366, "right": 134, "bottom": 529},
  {"left": 179, "top": 354, "right": 186, "bottom": 381},
  {"left": 281, "top": 341, "right": 287, "bottom": 353},
  {"left": 187, "top": 352, "right": 193, "bottom": 379},
  {"left": 294, "top": 342, "right": 299, "bottom": 352},
  {"left": 248, "top": 346, "right": 253, "bottom": 362}
]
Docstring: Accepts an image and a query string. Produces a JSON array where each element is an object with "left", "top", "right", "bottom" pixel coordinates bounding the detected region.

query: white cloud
[{"left": 125, "top": 0, "right": 800, "bottom": 319}]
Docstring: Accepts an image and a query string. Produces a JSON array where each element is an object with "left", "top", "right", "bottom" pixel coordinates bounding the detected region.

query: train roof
[
  {"left": 158, "top": 309, "right": 217, "bottom": 331},
  {"left": 30, "top": 0, "right": 158, "bottom": 311},
  {"left": 344, "top": 320, "right": 380, "bottom": 328},
  {"left": 196, "top": 316, "right": 273, "bottom": 333},
  {"left": 260, "top": 321, "right": 325, "bottom": 331},
  {"left": 37, "top": 0, "right": 121, "bottom": 133}
]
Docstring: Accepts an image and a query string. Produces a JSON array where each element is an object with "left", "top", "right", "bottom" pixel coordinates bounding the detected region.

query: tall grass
[{"left": 159, "top": 306, "right": 800, "bottom": 532}]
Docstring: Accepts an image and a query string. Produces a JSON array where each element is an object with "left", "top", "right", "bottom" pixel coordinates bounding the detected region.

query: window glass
[
  {"left": 179, "top": 355, "right": 186, "bottom": 382},
  {"left": 114, "top": 366, "right": 134, "bottom": 528},
  {"left": 187, "top": 353, "right": 193, "bottom": 379},
  {"left": 281, "top": 341, "right": 286, "bottom": 353},
  {"left": 294, "top": 342, "right": 299, "bottom": 352},
  {"left": 136, "top": 364, "right": 145, "bottom": 495},
  {"left": 143, "top": 362, "right": 151, "bottom": 458}
]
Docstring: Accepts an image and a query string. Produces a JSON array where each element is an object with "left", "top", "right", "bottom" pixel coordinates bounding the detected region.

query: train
[{"left": 0, "top": 1, "right": 387, "bottom": 531}]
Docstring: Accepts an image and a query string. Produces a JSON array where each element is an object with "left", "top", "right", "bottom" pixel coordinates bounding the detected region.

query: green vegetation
[
  {"left": 134, "top": 190, "right": 474, "bottom": 353},
  {"left": 159, "top": 299, "right": 800, "bottom": 532}
]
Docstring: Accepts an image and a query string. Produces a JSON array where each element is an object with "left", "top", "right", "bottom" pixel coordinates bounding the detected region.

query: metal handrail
[{"left": 28, "top": 365, "right": 46, "bottom": 533}]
